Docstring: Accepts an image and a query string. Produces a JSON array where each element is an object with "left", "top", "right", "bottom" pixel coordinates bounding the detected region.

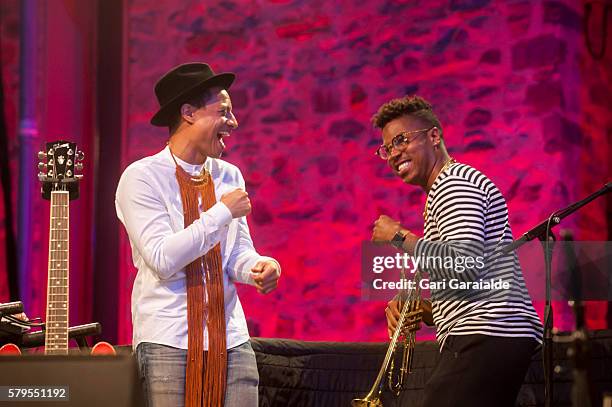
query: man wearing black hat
[{"left": 116, "top": 62, "right": 281, "bottom": 407}]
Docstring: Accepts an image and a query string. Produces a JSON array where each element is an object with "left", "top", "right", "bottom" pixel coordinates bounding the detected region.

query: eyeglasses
[{"left": 375, "top": 127, "right": 434, "bottom": 160}]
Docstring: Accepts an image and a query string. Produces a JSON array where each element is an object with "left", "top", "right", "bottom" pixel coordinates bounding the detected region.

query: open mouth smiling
[
  {"left": 217, "top": 131, "right": 230, "bottom": 147},
  {"left": 396, "top": 159, "right": 411, "bottom": 174}
]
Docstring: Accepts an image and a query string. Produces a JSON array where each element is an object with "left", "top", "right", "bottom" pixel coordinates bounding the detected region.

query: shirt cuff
[
  {"left": 414, "top": 237, "right": 427, "bottom": 258},
  {"left": 205, "top": 201, "right": 233, "bottom": 228}
]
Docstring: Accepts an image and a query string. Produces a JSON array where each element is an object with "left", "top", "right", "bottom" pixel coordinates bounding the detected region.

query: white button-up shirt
[{"left": 116, "top": 146, "right": 277, "bottom": 350}]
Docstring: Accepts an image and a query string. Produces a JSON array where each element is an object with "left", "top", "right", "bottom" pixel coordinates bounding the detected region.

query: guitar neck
[{"left": 44, "top": 190, "right": 70, "bottom": 355}]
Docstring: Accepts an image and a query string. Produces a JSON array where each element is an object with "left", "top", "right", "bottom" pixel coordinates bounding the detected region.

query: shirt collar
[{"left": 164, "top": 145, "right": 209, "bottom": 176}]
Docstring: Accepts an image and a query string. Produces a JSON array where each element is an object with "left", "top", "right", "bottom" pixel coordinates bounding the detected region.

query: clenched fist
[
  {"left": 221, "top": 188, "right": 251, "bottom": 218},
  {"left": 371, "top": 215, "right": 402, "bottom": 242},
  {"left": 371, "top": 215, "right": 418, "bottom": 253},
  {"left": 251, "top": 260, "right": 281, "bottom": 294}
]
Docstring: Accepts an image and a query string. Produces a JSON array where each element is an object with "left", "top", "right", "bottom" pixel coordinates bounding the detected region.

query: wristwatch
[{"left": 390, "top": 229, "right": 408, "bottom": 250}]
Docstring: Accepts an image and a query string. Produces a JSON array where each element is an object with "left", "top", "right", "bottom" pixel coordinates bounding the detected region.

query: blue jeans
[{"left": 136, "top": 341, "right": 259, "bottom": 407}]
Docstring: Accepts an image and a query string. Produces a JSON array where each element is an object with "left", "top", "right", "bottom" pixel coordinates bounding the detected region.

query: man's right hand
[
  {"left": 221, "top": 189, "right": 251, "bottom": 218},
  {"left": 385, "top": 298, "right": 434, "bottom": 338}
]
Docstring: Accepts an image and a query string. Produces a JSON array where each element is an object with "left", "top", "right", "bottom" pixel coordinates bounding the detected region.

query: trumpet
[{"left": 352, "top": 270, "right": 423, "bottom": 407}]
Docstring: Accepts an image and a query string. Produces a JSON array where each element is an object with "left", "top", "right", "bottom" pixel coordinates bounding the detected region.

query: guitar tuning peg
[
  {"left": 75, "top": 150, "right": 84, "bottom": 161},
  {"left": 38, "top": 151, "right": 46, "bottom": 160},
  {"left": 75, "top": 162, "right": 83, "bottom": 171},
  {"left": 38, "top": 162, "right": 45, "bottom": 171}
]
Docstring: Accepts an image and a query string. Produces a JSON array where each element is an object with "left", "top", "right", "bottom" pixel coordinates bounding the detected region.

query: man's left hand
[
  {"left": 371, "top": 215, "right": 402, "bottom": 242},
  {"left": 251, "top": 260, "right": 280, "bottom": 294}
]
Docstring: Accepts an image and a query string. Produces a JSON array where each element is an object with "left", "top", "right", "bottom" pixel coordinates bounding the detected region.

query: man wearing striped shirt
[{"left": 371, "top": 95, "right": 543, "bottom": 406}]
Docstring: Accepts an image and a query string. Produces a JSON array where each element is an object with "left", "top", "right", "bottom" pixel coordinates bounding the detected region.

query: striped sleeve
[
  {"left": 420, "top": 163, "right": 543, "bottom": 348},
  {"left": 414, "top": 175, "right": 487, "bottom": 282}
]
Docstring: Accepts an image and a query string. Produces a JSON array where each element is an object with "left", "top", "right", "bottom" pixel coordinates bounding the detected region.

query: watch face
[{"left": 391, "top": 231, "right": 405, "bottom": 248}]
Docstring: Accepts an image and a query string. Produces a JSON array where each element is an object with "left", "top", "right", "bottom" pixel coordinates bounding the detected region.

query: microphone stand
[
  {"left": 503, "top": 182, "right": 611, "bottom": 407},
  {"left": 559, "top": 230, "right": 592, "bottom": 407}
]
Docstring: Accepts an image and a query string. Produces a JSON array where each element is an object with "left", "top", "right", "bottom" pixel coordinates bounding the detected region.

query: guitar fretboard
[{"left": 44, "top": 191, "right": 69, "bottom": 355}]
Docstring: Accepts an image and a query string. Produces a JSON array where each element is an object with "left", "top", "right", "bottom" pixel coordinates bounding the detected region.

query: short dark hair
[
  {"left": 371, "top": 95, "right": 443, "bottom": 136},
  {"left": 168, "top": 89, "right": 213, "bottom": 134}
]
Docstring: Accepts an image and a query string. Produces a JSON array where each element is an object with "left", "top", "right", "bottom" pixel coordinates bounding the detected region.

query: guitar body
[
  {"left": 0, "top": 343, "right": 21, "bottom": 355},
  {"left": 0, "top": 342, "right": 115, "bottom": 355},
  {"left": 91, "top": 341, "right": 116, "bottom": 355}
]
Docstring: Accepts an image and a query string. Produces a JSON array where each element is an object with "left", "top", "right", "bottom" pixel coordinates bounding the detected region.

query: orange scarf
[{"left": 172, "top": 152, "right": 227, "bottom": 407}]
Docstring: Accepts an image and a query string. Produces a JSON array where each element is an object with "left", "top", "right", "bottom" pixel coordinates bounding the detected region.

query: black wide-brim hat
[{"left": 150, "top": 62, "right": 235, "bottom": 127}]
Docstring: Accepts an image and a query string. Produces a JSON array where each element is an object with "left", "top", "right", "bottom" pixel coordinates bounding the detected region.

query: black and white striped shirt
[{"left": 414, "top": 162, "right": 543, "bottom": 348}]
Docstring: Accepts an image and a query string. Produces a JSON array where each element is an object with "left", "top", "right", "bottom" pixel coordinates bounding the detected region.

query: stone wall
[
  {"left": 0, "top": 0, "right": 609, "bottom": 344},
  {"left": 119, "top": 0, "right": 610, "bottom": 343}
]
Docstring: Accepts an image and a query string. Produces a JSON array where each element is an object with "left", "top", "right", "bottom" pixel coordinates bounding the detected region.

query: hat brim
[{"left": 150, "top": 72, "right": 236, "bottom": 127}]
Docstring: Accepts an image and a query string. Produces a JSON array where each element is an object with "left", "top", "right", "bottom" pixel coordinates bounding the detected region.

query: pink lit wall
[
  {"left": 119, "top": 0, "right": 611, "bottom": 343},
  {"left": 0, "top": 0, "right": 610, "bottom": 346},
  {"left": 0, "top": 0, "right": 97, "bottom": 330}
]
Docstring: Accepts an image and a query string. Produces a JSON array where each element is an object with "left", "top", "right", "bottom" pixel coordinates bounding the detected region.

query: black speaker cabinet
[{"left": 0, "top": 354, "right": 144, "bottom": 406}]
